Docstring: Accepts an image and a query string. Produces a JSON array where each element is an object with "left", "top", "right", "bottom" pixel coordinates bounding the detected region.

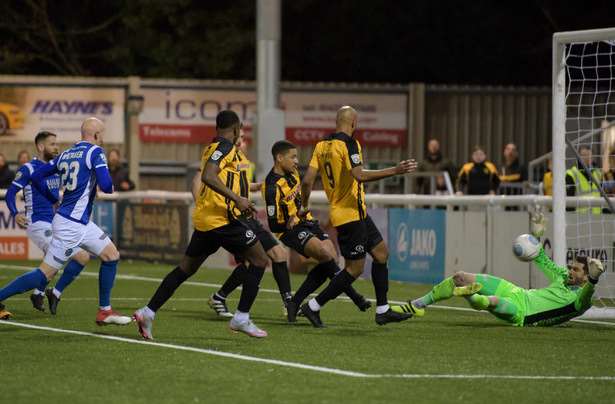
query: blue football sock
[
  {"left": 55, "top": 260, "right": 85, "bottom": 293},
  {"left": 0, "top": 269, "right": 48, "bottom": 301},
  {"left": 99, "top": 260, "right": 118, "bottom": 308}
]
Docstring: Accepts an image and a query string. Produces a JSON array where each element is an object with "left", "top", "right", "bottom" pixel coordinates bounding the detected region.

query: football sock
[
  {"left": 0, "top": 268, "right": 48, "bottom": 301},
  {"left": 52, "top": 288, "right": 61, "bottom": 299},
  {"left": 147, "top": 266, "right": 190, "bottom": 312},
  {"left": 376, "top": 304, "right": 390, "bottom": 314},
  {"left": 292, "top": 263, "right": 330, "bottom": 305},
  {"left": 236, "top": 265, "right": 265, "bottom": 313},
  {"left": 55, "top": 260, "right": 85, "bottom": 293},
  {"left": 33, "top": 288, "right": 45, "bottom": 296},
  {"left": 308, "top": 298, "right": 321, "bottom": 311},
  {"left": 272, "top": 261, "right": 292, "bottom": 301},
  {"left": 219, "top": 263, "right": 247, "bottom": 298},
  {"left": 213, "top": 292, "right": 227, "bottom": 301},
  {"left": 98, "top": 260, "right": 118, "bottom": 308},
  {"left": 142, "top": 305, "right": 156, "bottom": 319},
  {"left": 412, "top": 276, "right": 455, "bottom": 308},
  {"left": 233, "top": 310, "right": 249, "bottom": 322},
  {"left": 371, "top": 262, "right": 389, "bottom": 306},
  {"left": 320, "top": 260, "right": 366, "bottom": 308},
  {"left": 467, "top": 294, "right": 490, "bottom": 311},
  {"left": 314, "top": 269, "right": 356, "bottom": 307}
]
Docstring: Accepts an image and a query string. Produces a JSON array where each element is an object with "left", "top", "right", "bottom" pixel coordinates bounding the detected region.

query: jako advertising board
[
  {"left": 138, "top": 87, "right": 407, "bottom": 147},
  {"left": 388, "top": 209, "right": 446, "bottom": 284},
  {"left": 0, "top": 85, "right": 125, "bottom": 143}
]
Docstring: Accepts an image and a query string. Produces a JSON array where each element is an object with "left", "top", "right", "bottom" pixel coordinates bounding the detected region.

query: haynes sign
[
  {"left": 139, "top": 87, "right": 407, "bottom": 147},
  {"left": 0, "top": 86, "right": 125, "bottom": 143}
]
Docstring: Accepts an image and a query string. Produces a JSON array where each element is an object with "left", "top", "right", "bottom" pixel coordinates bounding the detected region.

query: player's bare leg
[{"left": 229, "top": 241, "right": 269, "bottom": 338}]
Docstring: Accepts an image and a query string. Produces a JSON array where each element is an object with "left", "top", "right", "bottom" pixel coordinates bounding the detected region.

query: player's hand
[
  {"left": 297, "top": 207, "right": 311, "bottom": 220},
  {"left": 287, "top": 216, "right": 300, "bottom": 230},
  {"left": 396, "top": 159, "right": 417, "bottom": 175},
  {"left": 15, "top": 213, "right": 27, "bottom": 229},
  {"left": 530, "top": 204, "right": 547, "bottom": 238},
  {"left": 588, "top": 258, "right": 605, "bottom": 283},
  {"left": 236, "top": 197, "right": 256, "bottom": 217}
]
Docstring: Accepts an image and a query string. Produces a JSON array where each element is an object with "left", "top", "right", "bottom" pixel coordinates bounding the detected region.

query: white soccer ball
[{"left": 512, "top": 234, "right": 540, "bottom": 262}]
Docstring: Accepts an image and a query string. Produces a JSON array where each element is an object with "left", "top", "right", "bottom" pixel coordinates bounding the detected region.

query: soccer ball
[{"left": 512, "top": 234, "right": 540, "bottom": 262}]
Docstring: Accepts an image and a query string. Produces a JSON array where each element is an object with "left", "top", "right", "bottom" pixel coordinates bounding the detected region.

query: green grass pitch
[{"left": 1, "top": 260, "right": 615, "bottom": 404}]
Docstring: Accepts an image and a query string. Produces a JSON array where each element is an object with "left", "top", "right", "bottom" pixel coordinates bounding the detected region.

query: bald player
[
  {"left": 298, "top": 106, "right": 420, "bottom": 327},
  {"left": 0, "top": 117, "right": 131, "bottom": 325}
]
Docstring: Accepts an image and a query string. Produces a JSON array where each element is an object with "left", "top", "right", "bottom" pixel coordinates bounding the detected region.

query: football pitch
[{"left": 1, "top": 260, "right": 615, "bottom": 404}]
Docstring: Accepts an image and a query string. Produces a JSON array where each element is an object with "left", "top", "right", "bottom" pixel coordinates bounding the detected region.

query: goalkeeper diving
[{"left": 396, "top": 208, "right": 606, "bottom": 326}]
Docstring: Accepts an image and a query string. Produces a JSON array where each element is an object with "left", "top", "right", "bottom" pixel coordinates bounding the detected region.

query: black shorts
[
  {"left": 185, "top": 221, "right": 258, "bottom": 258},
  {"left": 241, "top": 218, "right": 278, "bottom": 252},
  {"left": 336, "top": 215, "right": 383, "bottom": 260},
  {"left": 280, "top": 220, "right": 329, "bottom": 258}
]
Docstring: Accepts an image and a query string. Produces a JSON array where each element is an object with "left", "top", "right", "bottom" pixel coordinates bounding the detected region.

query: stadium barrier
[{"left": 2, "top": 190, "right": 614, "bottom": 293}]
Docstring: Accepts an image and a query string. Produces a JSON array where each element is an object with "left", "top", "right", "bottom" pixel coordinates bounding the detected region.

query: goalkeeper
[{"left": 397, "top": 210, "right": 605, "bottom": 326}]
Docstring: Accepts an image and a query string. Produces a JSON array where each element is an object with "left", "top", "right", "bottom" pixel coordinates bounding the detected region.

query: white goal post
[{"left": 552, "top": 28, "right": 615, "bottom": 314}]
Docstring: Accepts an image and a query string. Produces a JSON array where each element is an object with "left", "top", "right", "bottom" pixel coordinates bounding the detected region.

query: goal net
[{"left": 552, "top": 29, "right": 615, "bottom": 319}]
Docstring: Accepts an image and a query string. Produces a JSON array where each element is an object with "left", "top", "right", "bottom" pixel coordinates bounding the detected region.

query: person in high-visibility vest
[{"left": 566, "top": 146, "right": 602, "bottom": 214}]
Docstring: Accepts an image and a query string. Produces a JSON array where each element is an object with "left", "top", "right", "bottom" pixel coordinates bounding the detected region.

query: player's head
[
  {"left": 471, "top": 145, "right": 486, "bottom": 164},
  {"left": 216, "top": 110, "right": 242, "bottom": 144},
  {"left": 81, "top": 117, "right": 106, "bottom": 145},
  {"left": 17, "top": 150, "right": 31, "bottom": 166},
  {"left": 271, "top": 140, "right": 298, "bottom": 174},
  {"left": 235, "top": 128, "right": 248, "bottom": 153},
  {"left": 34, "top": 131, "right": 59, "bottom": 161},
  {"left": 567, "top": 256, "right": 589, "bottom": 286},
  {"left": 427, "top": 139, "right": 440, "bottom": 155},
  {"left": 336, "top": 106, "right": 358, "bottom": 135}
]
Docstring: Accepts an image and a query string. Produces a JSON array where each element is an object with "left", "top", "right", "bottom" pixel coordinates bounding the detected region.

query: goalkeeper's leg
[
  {"left": 409, "top": 271, "right": 484, "bottom": 309},
  {"left": 465, "top": 295, "right": 520, "bottom": 325}
]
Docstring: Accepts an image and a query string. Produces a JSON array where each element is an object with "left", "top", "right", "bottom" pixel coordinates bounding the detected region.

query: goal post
[{"left": 552, "top": 28, "right": 615, "bottom": 316}]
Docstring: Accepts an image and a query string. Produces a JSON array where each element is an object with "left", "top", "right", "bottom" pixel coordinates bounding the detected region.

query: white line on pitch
[
  {"left": 2, "top": 264, "right": 614, "bottom": 327},
  {"left": 1, "top": 320, "right": 614, "bottom": 382}
]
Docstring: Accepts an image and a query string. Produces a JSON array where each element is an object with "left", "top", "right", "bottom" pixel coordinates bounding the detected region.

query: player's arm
[
  {"left": 532, "top": 247, "right": 569, "bottom": 283},
  {"left": 249, "top": 182, "right": 263, "bottom": 193},
  {"left": 203, "top": 162, "right": 254, "bottom": 214},
  {"left": 5, "top": 165, "right": 29, "bottom": 217},
  {"left": 31, "top": 161, "right": 60, "bottom": 204},
  {"left": 264, "top": 181, "right": 287, "bottom": 233},
  {"left": 351, "top": 161, "right": 416, "bottom": 183},
  {"left": 300, "top": 165, "right": 318, "bottom": 213},
  {"left": 92, "top": 148, "right": 114, "bottom": 194},
  {"left": 575, "top": 259, "right": 604, "bottom": 312}
]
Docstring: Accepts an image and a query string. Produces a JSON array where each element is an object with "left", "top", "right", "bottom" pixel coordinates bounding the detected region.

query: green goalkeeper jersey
[{"left": 519, "top": 248, "right": 595, "bottom": 326}]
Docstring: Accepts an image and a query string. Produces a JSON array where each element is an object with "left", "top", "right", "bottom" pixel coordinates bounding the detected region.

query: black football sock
[
  {"left": 147, "top": 267, "right": 190, "bottom": 312},
  {"left": 314, "top": 269, "right": 356, "bottom": 307},
  {"left": 236, "top": 265, "right": 265, "bottom": 313},
  {"left": 272, "top": 261, "right": 292, "bottom": 301},
  {"left": 218, "top": 263, "right": 247, "bottom": 298},
  {"left": 371, "top": 262, "right": 389, "bottom": 306},
  {"left": 292, "top": 263, "right": 330, "bottom": 305},
  {"left": 320, "top": 260, "right": 366, "bottom": 308}
]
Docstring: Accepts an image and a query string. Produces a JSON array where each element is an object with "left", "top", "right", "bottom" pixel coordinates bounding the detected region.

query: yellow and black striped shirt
[
  {"left": 264, "top": 169, "right": 313, "bottom": 237},
  {"left": 308, "top": 132, "right": 366, "bottom": 227},
  {"left": 193, "top": 136, "right": 241, "bottom": 231}
]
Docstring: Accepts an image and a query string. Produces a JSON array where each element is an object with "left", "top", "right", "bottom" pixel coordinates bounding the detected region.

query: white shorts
[
  {"left": 43, "top": 215, "right": 111, "bottom": 270},
  {"left": 27, "top": 221, "right": 54, "bottom": 253}
]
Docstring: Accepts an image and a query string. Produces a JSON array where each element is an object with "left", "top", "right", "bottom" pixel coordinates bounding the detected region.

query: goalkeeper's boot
[
  {"left": 229, "top": 318, "right": 268, "bottom": 338},
  {"left": 133, "top": 308, "right": 154, "bottom": 340},
  {"left": 208, "top": 295, "right": 233, "bottom": 318},
  {"left": 30, "top": 292, "right": 45, "bottom": 312},
  {"left": 0, "top": 303, "right": 12, "bottom": 320},
  {"left": 453, "top": 282, "right": 483, "bottom": 297},
  {"left": 45, "top": 288, "right": 60, "bottom": 315},
  {"left": 96, "top": 308, "right": 132, "bottom": 326},
  {"left": 375, "top": 307, "right": 412, "bottom": 325},
  {"left": 392, "top": 302, "right": 425, "bottom": 317},
  {"left": 300, "top": 303, "right": 325, "bottom": 328},
  {"left": 285, "top": 300, "right": 298, "bottom": 323}
]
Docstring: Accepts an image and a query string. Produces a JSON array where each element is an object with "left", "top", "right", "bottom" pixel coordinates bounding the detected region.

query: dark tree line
[{"left": 0, "top": 0, "right": 612, "bottom": 85}]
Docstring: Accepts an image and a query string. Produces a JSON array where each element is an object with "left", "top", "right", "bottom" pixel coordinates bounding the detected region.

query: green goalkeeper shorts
[{"left": 475, "top": 274, "right": 526, "bottom": 326}]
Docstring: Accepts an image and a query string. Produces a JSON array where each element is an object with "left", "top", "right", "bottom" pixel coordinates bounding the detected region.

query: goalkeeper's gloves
[
  {"left": 588, "top": 258, "right": 605, "bottom": 284},
  {"left": 530, "top": 205, "right": 547, "bottom": 239}
]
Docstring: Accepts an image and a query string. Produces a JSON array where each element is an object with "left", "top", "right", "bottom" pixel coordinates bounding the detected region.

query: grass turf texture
[{"left": 0, "top": 260, "right": 614, "bottom": 404}]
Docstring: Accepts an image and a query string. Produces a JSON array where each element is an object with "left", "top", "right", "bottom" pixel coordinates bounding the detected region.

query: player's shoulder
[
  {"left": 209, "top": 136, "right": 235, "bottom": 159},
  {"left": 265, "top": 169, "right": 284, "bottom": 187}
]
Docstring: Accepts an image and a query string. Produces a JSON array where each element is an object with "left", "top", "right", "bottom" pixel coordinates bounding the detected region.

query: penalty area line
[
  {"left": 1, "top": 264, "right": 614, "bottom": 327},
  {"left": 1, "top": 320, "right": 614, "bottom": 382}
]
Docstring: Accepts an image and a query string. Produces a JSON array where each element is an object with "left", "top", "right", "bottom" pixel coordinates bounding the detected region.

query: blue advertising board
[{"left": 387, "top": 209, "right": 446, "bottom": 284}]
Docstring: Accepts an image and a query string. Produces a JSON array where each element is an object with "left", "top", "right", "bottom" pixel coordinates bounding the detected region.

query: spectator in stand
[
  {"left": 0, "top": 153, "right": 15, "bottom": 188},
  {"left": 542, "top": 159, "right": 553, "bottom": 196},
  {"left": 17, "top": 150, "right": 31, "bottom": 167},
  {"left": 566, "top": 145, "right": 601, "bottom": 214},
  {"left": 107, "top": 148, "right": 135, "bottom": 192},
  {"left": 417, "top": 139, "right": 456, "bottom": 194},
  {"left": 499, "top": 143, "right": 527, "bottom": 195},
  {"left": 456, "top": 145, "right": 499, "bottom": 195}
]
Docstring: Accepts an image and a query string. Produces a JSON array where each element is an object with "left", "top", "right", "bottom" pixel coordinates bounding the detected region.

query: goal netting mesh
[{"left": 562, "top": 39, "right": 615, "bottom": 319}]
